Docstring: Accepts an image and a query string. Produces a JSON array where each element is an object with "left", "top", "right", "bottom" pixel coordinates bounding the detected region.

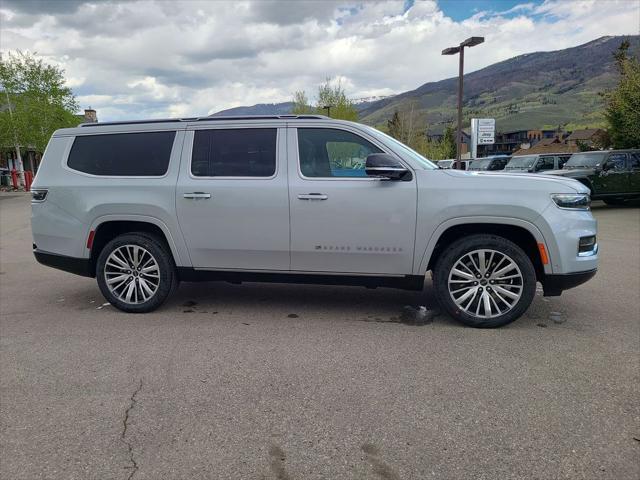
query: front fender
[{"left": 416, "top": 216, "right": 553, "bottom": 275}]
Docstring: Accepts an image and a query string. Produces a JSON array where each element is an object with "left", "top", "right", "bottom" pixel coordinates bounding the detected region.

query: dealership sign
[
  {"left": 475, "top": 118, "right": 495, "bottom": 144},
  {"left": 470, "top": 118, "right": 496, "bottom": 158}
]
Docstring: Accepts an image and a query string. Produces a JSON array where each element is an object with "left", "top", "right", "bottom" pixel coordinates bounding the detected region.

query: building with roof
[{"left": 565, "top": 128, "right": 606, "bottom": 148}]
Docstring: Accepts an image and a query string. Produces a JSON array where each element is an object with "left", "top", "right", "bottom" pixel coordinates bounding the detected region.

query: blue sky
[{"left": 422, "top": 0, "right": 544, "bottom": 20}]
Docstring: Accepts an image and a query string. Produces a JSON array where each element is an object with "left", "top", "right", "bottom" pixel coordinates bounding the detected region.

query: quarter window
[
  {"left": 68, "top": 131, "right": 175, "bottom": 176},
  {"left": 191, "top": 128, "right": 277, "bottom": 177},
  {"left": 297, "top": 128, "right": 382, "bottom": 178}
]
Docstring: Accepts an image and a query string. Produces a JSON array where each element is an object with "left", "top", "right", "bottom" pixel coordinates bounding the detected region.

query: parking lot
[{"left": 0, "top": 192, "right": 638, "bottom": 479}]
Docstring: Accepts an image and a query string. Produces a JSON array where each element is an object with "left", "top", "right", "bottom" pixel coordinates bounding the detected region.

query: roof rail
[{"left": 79, "top": 114, "right": 328, "bottom": 127}]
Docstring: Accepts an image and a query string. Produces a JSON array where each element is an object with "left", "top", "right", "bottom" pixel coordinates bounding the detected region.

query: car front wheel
[
  {"left": 433, "top": 234, "right": 537, "bottom": 328},
  {"left": 96, "top": 233, "right": 177, "bottom": 313}
]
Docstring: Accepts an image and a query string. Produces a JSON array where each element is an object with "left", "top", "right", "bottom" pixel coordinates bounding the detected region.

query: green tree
[
  {"left": 603, "top": 40, "right": 640, "bottom": 148},
  {"left": 290, "top": 77, "right": 358, "bottom": 121},
  {"left": 316, "top": 78, "right": 358, "bottom": 121},
  {"left": 291, "top": 90, "right": 314, "bottom": 114},
  {"left": 441, "top": 124, "right": 457, "bottom": 159},
  {"left": 0, "top": 51, "right": 79, "bottom": 171},
  {"left": 387, "top": 110, "right": 403, "bottom": 140}
]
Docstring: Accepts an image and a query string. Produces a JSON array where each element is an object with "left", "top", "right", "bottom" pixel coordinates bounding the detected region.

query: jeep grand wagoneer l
[{"left": 31, "top": 115, "right": 598, "bottom": 327}]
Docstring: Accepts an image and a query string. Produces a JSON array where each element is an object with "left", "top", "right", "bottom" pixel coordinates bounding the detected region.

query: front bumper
[{"left": 541, "top": 269, "right": 597, "bottom": 296}]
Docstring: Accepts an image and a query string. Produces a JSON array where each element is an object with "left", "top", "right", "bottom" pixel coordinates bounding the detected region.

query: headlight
[{"left": 551, "top": 193, "right": 590, "bottom": 210}]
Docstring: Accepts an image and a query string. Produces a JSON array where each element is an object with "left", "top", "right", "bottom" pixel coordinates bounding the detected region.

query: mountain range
[{"left": 214, "top": 35, "right": 639, "bottom": 134}]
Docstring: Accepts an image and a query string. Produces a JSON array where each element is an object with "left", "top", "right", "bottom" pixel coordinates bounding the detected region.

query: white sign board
[
  {"left": 470, "top": 118, "right": 496, "bottom": 159},
  {"left": 476, "top": 118, "right": 495, "bottom": 145}
]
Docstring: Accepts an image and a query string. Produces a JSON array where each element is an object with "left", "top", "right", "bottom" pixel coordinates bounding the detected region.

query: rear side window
[
  {"left": 192, "top": 128, "right": 277, "bottom": 177},
  {"left": 68, "top": 131, "right": 176, "bottom": 176}
]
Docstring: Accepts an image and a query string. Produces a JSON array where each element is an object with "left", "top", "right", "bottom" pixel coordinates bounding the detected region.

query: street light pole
[
  {"left": 456, "top": 45, "right": 464, "bottom": 167},
  {"left": 442, "top": 36, "right": 484, "bottom": 169}
]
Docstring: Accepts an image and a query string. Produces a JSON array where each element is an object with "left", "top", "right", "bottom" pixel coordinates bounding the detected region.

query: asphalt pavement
[{"left": 1, "top": 193, "right": 638, "bottom": 479}]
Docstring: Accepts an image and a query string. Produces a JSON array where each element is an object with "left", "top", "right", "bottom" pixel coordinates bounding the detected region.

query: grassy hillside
[
  {"left": 358, "top": 35, "right": 639, "bottom": 133},
  {"left": 213, "top": 36, "right": 639, "bottom": 133}
]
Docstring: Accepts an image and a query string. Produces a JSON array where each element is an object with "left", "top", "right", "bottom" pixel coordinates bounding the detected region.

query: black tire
[
  {"left": 96, "top": 232, "right": 177, "bottom": 313},
  {"left": 433, "top": 234, "right": 537, "bottom": 328},
  {"left": 603, "top": 198, "right": 627, "bottom": 206}
]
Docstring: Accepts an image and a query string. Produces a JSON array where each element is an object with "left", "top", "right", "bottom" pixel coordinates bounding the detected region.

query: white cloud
[{"left": 0, "top": 0, "right": 638, "bottom": 120}]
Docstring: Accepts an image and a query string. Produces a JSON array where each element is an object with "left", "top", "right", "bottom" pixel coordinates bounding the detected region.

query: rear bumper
[
  {"left": 541, "top": 269, "right": 597, "bottom": 296},
  {"left": 33, "top": 249, "right": 94, "bottom": 277}
]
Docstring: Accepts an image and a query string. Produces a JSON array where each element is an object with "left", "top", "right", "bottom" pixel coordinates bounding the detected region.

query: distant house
[
  {"left": 565, "top": 128, "right": 605, "bottom": 148},
  {"left": 513, "top": 137, "right": 578, "bottom": 156},
  {"left": 76, "top": 108, "right": 98, "bottom": 124}
]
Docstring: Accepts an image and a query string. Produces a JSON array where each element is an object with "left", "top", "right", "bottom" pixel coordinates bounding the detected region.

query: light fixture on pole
[{"left": 442, "top": 36, "right": 484, "bottom": 168}]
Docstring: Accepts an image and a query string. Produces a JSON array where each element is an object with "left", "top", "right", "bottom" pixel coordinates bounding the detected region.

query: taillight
[{"left": 31, "top": 189, "right": 48, "bottom": 202}]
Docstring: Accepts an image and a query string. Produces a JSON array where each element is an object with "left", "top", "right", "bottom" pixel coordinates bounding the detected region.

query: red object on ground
[
  {"left": 10, "top": 169, "right": 19, "bottom": 190},
  {"left": 24, "top": 171, "right": 32, "bottom": 192}
]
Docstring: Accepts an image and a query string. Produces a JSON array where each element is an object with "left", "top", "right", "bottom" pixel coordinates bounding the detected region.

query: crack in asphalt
[{"left": 121, "top": 379, "right": 143, "bottom": 480}]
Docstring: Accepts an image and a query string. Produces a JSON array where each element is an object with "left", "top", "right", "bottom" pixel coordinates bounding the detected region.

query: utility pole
[{"left": 442, "top": 36, "right": 485, "bottom": 169}]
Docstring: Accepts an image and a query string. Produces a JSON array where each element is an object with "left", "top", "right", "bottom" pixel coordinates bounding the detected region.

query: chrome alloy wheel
[
  {"left": 104, "top": 245, "right": 160, "bottom": 304},
  {"left": 447, "top": 249, "right": 524, "bottom": 319}
]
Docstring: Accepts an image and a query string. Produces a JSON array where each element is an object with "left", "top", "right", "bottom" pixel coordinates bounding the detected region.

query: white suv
[{"left": 31, "top": 115, "right": 598, "bottom": 327}]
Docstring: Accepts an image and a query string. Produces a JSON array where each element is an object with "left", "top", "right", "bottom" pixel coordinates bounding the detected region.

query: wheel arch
[
  {"left": 419, "top": 217, "right": 551, "bottom": 280},
  {"left": 86, "top": 215, "right": 188, "bottom": 276},
  {"left": 572, "top": 177, "right": 594, "bottom": 195}
]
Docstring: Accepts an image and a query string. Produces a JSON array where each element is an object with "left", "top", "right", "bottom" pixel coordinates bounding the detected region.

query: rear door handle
[
  {"left": 183, "top": 192, "right": 211, "bottom": 199},
  {"left": 297, "top": 193, "right": 328, "bottom": 200}
]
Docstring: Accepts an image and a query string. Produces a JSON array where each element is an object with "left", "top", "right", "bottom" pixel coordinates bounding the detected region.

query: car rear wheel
[
  {"left": 96, "top": 233, "right": 177, "bottom": 313},
  {"left": 433, "top": 234, "right": 537, "bottom": 328}
]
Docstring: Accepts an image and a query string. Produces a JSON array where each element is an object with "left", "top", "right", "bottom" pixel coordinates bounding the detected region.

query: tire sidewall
[
  {"left": 433, "top": 234, "right": 537, "bottom": 328},
  {"left": 96, "top": 233, "right": 175, "bottom": 313}
]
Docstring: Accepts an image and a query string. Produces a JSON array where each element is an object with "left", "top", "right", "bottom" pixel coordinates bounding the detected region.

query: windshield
[
  {"left": 362, "top": 126, "right": 438, "bottom": 170},
  {"left": 564, "top": 152, "right": 606, "bottom": 168},
  {"left": 469, "top": 159, "right": 492, "bottom": 170},
  {"left": 506, "top": 155, "right": 536, "bottom": 169}
]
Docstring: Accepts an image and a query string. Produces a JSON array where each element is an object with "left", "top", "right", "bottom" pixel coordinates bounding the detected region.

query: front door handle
[
  {"left": 297, "top": 193, "right": 328, "bottom": 200},
  {"left": 183, "top": 192, "right": 211, "bottom": 199}
]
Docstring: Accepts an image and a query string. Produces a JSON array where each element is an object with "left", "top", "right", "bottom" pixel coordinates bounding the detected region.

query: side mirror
[{"left": 365, "top": 154, "right": 411, "bottom": 181}]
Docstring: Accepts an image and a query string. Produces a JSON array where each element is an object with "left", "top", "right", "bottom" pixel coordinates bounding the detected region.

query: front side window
[
  {"left": 297, "top": 128, "right": 382, "bottom": 178},
  {"left": 558, "top": 155, "right": 570, "bottom": 169},
  {"left": 192, "top": 128, "right": 276, "bottom": 177},
  {"left": 68, "top": 131, "right": 176, "bottom": 176},
  {"left": 538, "top": 156, "right": 555, "bottom": 171},
  {"left": 630, "top": 153, "right": 640, "bottom": 170},
  {"left": 606, "top": 153, "right": 627, "bottom": 171}
]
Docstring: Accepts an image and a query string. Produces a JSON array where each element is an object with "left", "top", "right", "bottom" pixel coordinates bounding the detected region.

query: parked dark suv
[{"left": 546, "top": 150, "right": 640, "bottom": 205}]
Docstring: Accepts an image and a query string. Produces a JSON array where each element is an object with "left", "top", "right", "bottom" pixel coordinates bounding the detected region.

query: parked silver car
[{"left": 31, "top": 115, "right": 598, "bottom": 327}]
